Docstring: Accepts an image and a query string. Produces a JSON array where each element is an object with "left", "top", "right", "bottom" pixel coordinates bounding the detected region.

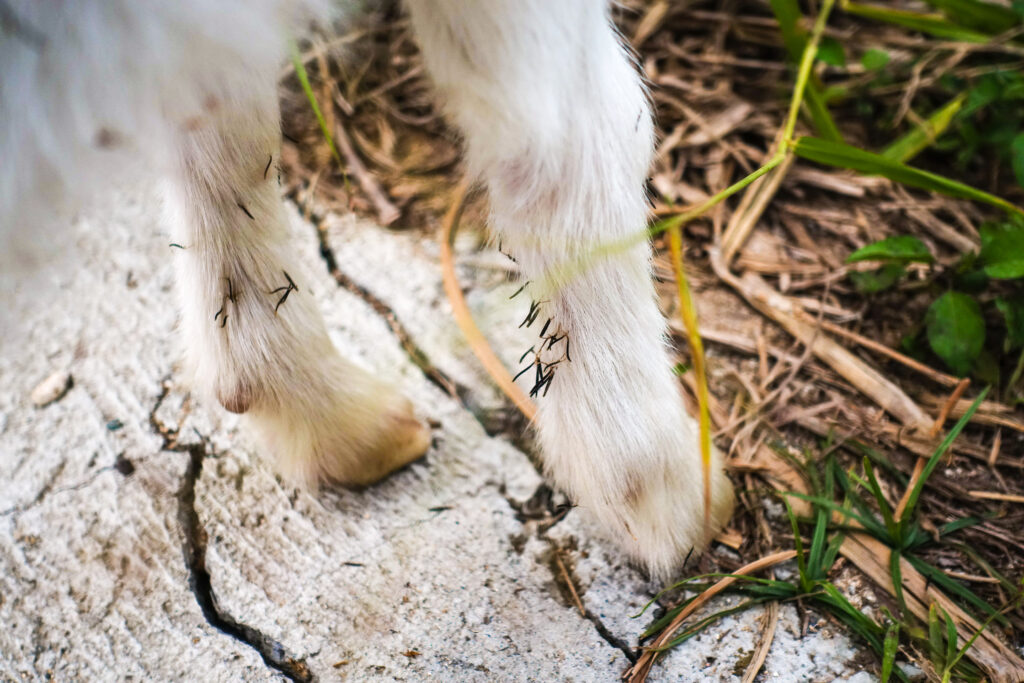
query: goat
[{"left": 0, "top": 0, "right": 734, "bottom": 579}]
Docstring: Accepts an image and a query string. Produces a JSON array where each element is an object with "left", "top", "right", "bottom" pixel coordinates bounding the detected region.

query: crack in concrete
[
  {"left": 306, "top": 208, "right": 463, "bottom": 400},
  {"left": 303, "top": 203, "right": 541, "bottom": 455},
  {"left": 149, "top": 381, "right": 316, "bottom": 682},
  {"left": 300, "top": 200, "right": 637, "bottom": 666},
  {"left": 1, "top": 460, "right": 119, "bottom": 519},
  {"left": 504, "top": 483, "right": 638, "bottom": 664}
]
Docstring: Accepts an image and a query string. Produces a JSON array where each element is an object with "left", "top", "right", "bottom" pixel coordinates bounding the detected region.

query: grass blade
[
  {"left": 668, "top": 225, "right": 713, "bottom": 542},
  {"left": 842, "top": 2, "right": 993, "bottom": 42},
  {"left": 881, "top": 622, "right": 900, "bottom": 682},
  {"left": 662, "top": 599, "right": 773, "bottom": 650},
  {"left": 890, "top": 548, "right": 907, "bottom": 612},
  {"left": 784, "top": 491, "right": 884, "bottom": 537},
  {"left": 907, "top": 555, "right": 1008, "bottom": 626},
  {"left": 864, "top": 458, "right": 899, "bottom": 541},
  {"left": 922, "top": 0, "right": 1022, "bottom": 34},
  {"left": 882, "top": 93, "right": 967, "bottom": 163},
  {"left": 943, "top": 605, "right": 959, "bottom": 671},
  {"left": 793, "top": 138, "right": 1024, "bottom": 216},
  {"left": 769, "top": 0, "right": 843, "bottom": 141},
  {"left": 289, "top": 41, "right": 342, "bottom": 168},
  {"left": 784, "top": 499, "right": 809, "bottom": 589},
  {"left": 928, "top": 604, "right": 945, "bottom": 665},
  {"left": 807, "top": 501, "right": 830, "bottom": 580},
  {"left": 899, "top": 389, "right": 989, "bottom": 528}
]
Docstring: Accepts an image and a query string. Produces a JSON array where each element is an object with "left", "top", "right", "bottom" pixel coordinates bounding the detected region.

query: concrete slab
[{"left": 0, "top": 186, "right": 866, "bottom": 681}]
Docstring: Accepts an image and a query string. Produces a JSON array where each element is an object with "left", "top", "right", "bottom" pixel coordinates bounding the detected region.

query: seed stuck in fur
[
  {"left": 508, "top": 281, "right": 530, "bottom": 300},
  {"left": 270, "top": 270, "right": 299, "bottom": 313},
  {"left": 514, "top": 304, "right": 571, "bottom": 397},
  {"left": 520, "top": 300, "right": 543, "bottom": 328},
  {"left": 214, "top": 277, "right": 236, "bottom": 327},
  {"left": 497, "top": 238, "right": 518, "bottom": 263}
]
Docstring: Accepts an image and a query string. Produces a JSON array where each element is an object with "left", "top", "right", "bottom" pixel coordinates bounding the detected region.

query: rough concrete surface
[{"left": 1, "top": 186, "right": 868, "bottom": 680}]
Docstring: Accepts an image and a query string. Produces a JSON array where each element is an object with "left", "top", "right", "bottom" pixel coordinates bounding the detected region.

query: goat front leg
[
  {"left": 407, "top": 0, "right": 734, "bottom": 578},
  {"left": 165, "top": 83, "right": 430, "bottom": 487}
]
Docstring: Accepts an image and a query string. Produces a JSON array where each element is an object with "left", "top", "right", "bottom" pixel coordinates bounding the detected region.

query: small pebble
[
  {"left": 113, "top": 454, "right": 135, "bottom": 476},
  {"left": 30, "top": 370, "right": 72, "bottom": 407},
  {"left": 106, "top": 419, "right": 124, "bottom": 431}
]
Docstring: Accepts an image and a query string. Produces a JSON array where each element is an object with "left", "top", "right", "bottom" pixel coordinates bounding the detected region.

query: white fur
[{"left": 0, "top": 0, "right": 733, "bottom": 577}]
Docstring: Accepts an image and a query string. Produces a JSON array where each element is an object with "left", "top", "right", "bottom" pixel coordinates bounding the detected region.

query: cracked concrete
[{"left": 1, "top": 184, "right": 868, "bottom": 680}]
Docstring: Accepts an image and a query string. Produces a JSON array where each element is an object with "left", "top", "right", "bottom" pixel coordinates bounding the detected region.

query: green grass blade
[
  {"left": 834, "top": 468, "right": 894, "bottom": 539},
  {"left": 900, "top": 389, "right": 989, "bottom": 528},
  {"left": 907, "top": 555, "right": 1009, "bottom": 626},
  {"left": 822, "top": 529, "right": 846, "bottom": 571},
  {"left": 864, "top": 458, "right": 899, "bottom": 540},
  {"left": 662, "top": 599, "right": 773, "bottom": 650},
  {"left": 289, "top": 41, "right": 343, "bottom": 169},
  {"left": 928, "top": 604, "right": 945, "bottom": 665},
  {"left": 890, "top": 548, "right": 907, "bottom": 612},
  {"left": 770, "top": 0, "right": 804, "bottom": 57},
  {"left": 922, "top": 0, "right": 1022, "bottom": 34},
  {"left": 769, "top": 0, "right": 843, "bottom": 141},
  {"left": 942, "top": 605, "right": 959, "bottom": 671},
  {"left": 951, "top": 542, "right": 1018, "bottom": 594},
  {"left": 784, "top": 491, "right": 886, "bottom": 537},
  {"left": 793, "top": 138, "right": 1024, "bottom": 216},
  {"left": 936, "top": 516, "right": 985, "bottom": 537},
  {"left": 816, "top": 583, "right": 889, "bottom": 653},
  {"left": 807, "top": 502, "right": 830, "bottom": 580},
  {"left": 806, "top": 456, "right": 835, "bottom": 579},
  {"left": 882, "top": 93, "right": 967, "bottom": 163},
  {"left": 881, "top": 622, "right": 900, "bottom": 682},
  {"left": 784, "top": 498, "right": 809, "bottom": 590},
  {"left": 944, "top": 592, "right": 1020, "bottom": 675},
  {"left": 842, "top": 2, "right": 993, "bottom": 41},
  {"left": 804, "top": 82, "right": 844, "bottom": 142}
]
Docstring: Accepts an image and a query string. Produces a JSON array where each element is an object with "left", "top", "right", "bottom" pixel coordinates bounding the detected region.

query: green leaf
[
  {"left": 1011, "top": 132, "right": 1024, "bottom": 188},
  {"left": 979, "top": 220, "right": 1024, "bottom": 278},
  {"left": 972, "top": 350, "right": 1001, "bottom": 386},
  {"left": 952, "top": 252, "right": 989, "bottom": 294},
  {"left": 996, "top": 295, "right": 1024, "bottom": 348},
  {"left": 793, "top": 137, "right": 1024, "bottom": 216},
  {"left": 861, "top": 48, "right": 890, "bottom": 71},
  {"left": 818, "top": 37, "right": 846, "bottom": 66},
  {"left": 770, "top": 0, "right": 805, "bottom": 58},
  {"left": 926, "top": 292, "right": 985, "bottom": 375},
  {"left": 846, "top": 236, "right": 934, "bottom": 265},
  {"left": 849, "top": 264, "right": 906, "bottom": 293}
]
